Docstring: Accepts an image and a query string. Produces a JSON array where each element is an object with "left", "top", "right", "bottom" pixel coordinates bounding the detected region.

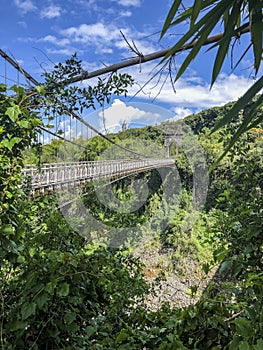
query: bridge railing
[{"left": 22, "top": 158, "right": 175, "bottom": 195}]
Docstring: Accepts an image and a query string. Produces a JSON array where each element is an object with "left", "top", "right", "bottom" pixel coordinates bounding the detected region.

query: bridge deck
[{"left": 22, "top": 158, "right": 175, "bottom": 195}]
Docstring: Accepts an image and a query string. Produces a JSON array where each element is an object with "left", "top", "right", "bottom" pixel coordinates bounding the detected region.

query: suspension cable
[{"left": 0, "top": 48, "right": 153, "bottom": 158}]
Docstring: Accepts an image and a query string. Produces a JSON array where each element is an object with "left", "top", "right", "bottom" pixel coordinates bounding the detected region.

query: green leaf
[
  {"left": 57, "top": 282, "right": 69, "bottom": 297},
  {"left": 8, "top": 320, "right": 27, "bottom": 331},
  {"left": 17, "top": 254, "right": 25, "bottom": 263},
  {"left": 161, "top": 0, "right": 231, "bottom": 81},
  {"left": 238, "top": 341, "right": 250, "bottom": 350},
  {"left": 1, "top": 224, "right": 14, "bottom": 235},
  {"left": 36, "top": 84, "right": 45, "bottom": 95},
  {"left": 11, "top": 85, "right": 24, "bottom": 95},
  {"left": 0, "top": 83, "right": 7, "bottom": 92},
  {"left": 17, "top": 120, "right": 30, "bottom": 128},
  {"left": 116, "top": 329, "right": 130, "bottom": 343},
  {"left": 46, "top": 124, "right": 54, "bottom": 129},
  {"left": 210, "top": 77, "right": 263, "bottom": 169},
  {"left": 211, "top": 1, "right": 243, "bottom": 86},
  {"left": 254, "top": 339, "right": 263, "bottom": 350},
  {"left": 160, "top": 0, "right": 181, "bottom": 39},
  {"left": 249, "top": 0, "right": 263, "bottom": 74},
  {"left": 191, "top": 0, "right": 202, "bottom": 28},
  {"left": 64, "top": 312, "right": 77, "bottom": 324},
  {"left": 234, "top": 319, "right": 253, "bottom": 339},
  {"left": 219, "top": 260, "right": 232, "bottom": 274},
  {"left": 21, "top": 302, "right": 37, "bottom": 320},
  {"left": 176, "top": 21, "right": 215, "bottom": 81},
  {"left": 5, "top": 105, "right": 21, "bottom": 122},
  {"left": 228, "top": 336, "right": 241, "bottom": 350},
  {"left": 1, "top": 137, "right": 22, "bottom": 151},
  {"left": 36, "top": 292, "right": 49, "bottom": 308},
  {"left": 45, "top": 280, "right": 57, "bottom": 295},
  {"left": 85, "top": 325, "right": 97, "bottom": 339},
  {"left": 9, "top": 137, "right": 23, "bottom": 147},
  {"left": 214, "top": 246, "right": 229, "bottom": 262}
]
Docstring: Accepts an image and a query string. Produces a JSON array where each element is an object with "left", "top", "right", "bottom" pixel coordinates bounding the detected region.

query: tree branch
[{"left": 62, "top": 26, "right": 250, "bottom": 85}]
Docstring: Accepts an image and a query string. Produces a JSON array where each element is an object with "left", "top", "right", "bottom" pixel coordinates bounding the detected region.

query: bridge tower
[{"left": 164, "top": 123, "right": 183, "bottom": 158}]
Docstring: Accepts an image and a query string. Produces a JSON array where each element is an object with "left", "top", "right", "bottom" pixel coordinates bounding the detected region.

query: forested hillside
[{"left": 1, "top": 84, "right": 263, "bottom": 349}]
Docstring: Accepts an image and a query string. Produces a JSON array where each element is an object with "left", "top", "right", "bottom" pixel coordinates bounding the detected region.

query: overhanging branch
[{"left": 64, "top": 26, "right": 250, "bottom": 85}]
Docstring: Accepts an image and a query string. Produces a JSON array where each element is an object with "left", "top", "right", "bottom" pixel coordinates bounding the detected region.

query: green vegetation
[
  {"left": 1, "top": 3, "right": 261, "bottom": 345},
  {"left": 1, "top": 78, "right": 263, "bottom": 349},
  {"left": 161, "top": 0, "right": 263, "bottom": 157}
]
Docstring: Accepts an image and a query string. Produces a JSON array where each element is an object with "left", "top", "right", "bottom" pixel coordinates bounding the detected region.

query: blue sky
[{"left": 1, "top": 0, "right": 260, "bottom": 133}]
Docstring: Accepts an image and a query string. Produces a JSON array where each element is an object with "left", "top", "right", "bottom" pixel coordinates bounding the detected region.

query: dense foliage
[{"left": 1, "top": 79, "right": 263, "bottom": 349}]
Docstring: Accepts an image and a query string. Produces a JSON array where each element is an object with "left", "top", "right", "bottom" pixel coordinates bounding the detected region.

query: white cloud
[
  {"left": 119, "top": 10, "right": 132, "bottom": 17},
  {"left": 59, "top": 22, "right": 129, "bottom": 54},
  {"left": 169, "top": 107, "right": 193, "bottom": 121},
  {"left": 98, "top": 99, "right": 161, "bottom": 131},
  {"left": 14, "top": 0, "right": 36, "bottom": 13},
  {"left": 41, "top": 35, "right": 70, "bottom": 47},
  {"left": 57, "top": 20, "right": 160, "bottom": 58},
  {"left": 171, "top": 73, "right": 256, "bottom": 109},
  {"left": 60, "top": 23, "right": 121, "bottom": 44},
  {"left": 18, "top": 21, "right": 27, "bottom": 28},
  {"left": 113, "top": 0, "right": 142, "bottom": 7},
  {"left": 126, "top": 62, "right": 257, "bottom": 110},
  {"left": 46, "top": 48, "right": 78, "bottom": 56},
  {"left": 41, "top": 4, "right": 62, "bottom": 19}
]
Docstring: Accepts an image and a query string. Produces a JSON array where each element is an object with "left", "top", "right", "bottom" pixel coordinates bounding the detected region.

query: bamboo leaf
[
  {"left": 176, "top": 24, "right": 216, "bottom": 81},
  {"left": 160, "top": 0, "right": 231, "bottom": 73},
  {"left": 191, "top": 0, "right": 202, "bottom": 28},
  {"left": 211, "top": 38, "right": 231, "bottom": 86},
  {"left": 211, "top": 0, "right": 243, "bottom": 86},
  {"left": 210, "top": 80, "right": 263, "bottom": 170},
  {"left": 243, "top": 94, "right": 263, "bottom": 131},
  {"left": 245, "top": 114, "right": 263, "bottom": 131},
  {"left": 206, "top": 22, "right": 250, "bottom": 52},
  {"left": 213, "top": 75, "right": 263, "bottom": 132},
  {"left": 169, "top": 7, "right": 193, "bottom": 27},
  {"left": 249, "top": 0, "right": 263, "bottom": 74},
  {"left": 170, "top": 0, "right": 217, "bottom": 28},
  {"left": 231, "top": 43, "right": 253, "bottom": 72},
  {"left": 160, "top": 0, "right": 181, "bottom": 39}
]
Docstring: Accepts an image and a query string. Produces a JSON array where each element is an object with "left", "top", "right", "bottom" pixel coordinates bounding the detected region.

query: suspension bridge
[
  {"left": 22, "top": 158, "right": 175, "bottom": 196},
  {"left": 1, "top": 49, "right": 176, "bottom": 196}
]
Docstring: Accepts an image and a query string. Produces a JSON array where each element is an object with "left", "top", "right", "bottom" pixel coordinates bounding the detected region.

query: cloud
[
  {"left": 170, "top": 73, "right": 256, "bottom": 109},
  {"left": 98, "top": 99, "right": 162, "bottom": 132},
  {"left": 14, "top": 0, "right": 36, "bottom": 13},
  {"left": 126, "top": 62, "right": 257, "bottom": 111},
  {"left": 18, "top": 21, "right": 27, "bottom": 28},
  {"left": 41, "top": 4, "right": 62, "bottom": 19},
  {"left": 60, "top": 23, "right": 121, "bottom": 44},
  {"left": 58, "top": 21, "right": 160, "bottom": 59},
  {"left": 119, "top": 10, "right": 132, "bottom": 17},
  {"left": 41, "top": 35, "right": 70, "bottom": 47},
  {"left": 46, "top": 48, "right": 78, "bottom": 56},
  {"left": 169, "top": 107, "right": 193, "bottom": 121},
  {"left": 59, "top": 22, "right": 129, "bottom": 54},
  {"left": 111, "top": 0, "right": 142, "bottom": 7}
]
